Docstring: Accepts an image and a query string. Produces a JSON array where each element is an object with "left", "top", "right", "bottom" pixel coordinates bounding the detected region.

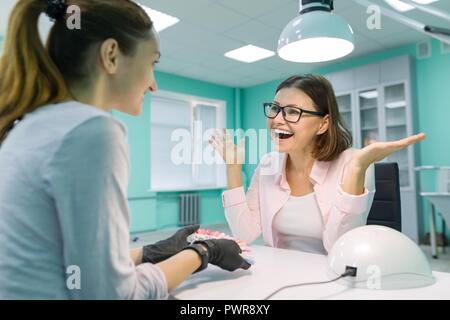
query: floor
[{"left": 131, "top": 223, "right": 450, "bottom": 273}]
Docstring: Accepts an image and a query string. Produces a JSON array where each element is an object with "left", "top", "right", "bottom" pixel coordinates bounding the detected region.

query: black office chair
[{"left": 367, "top": 162, "right": 402, "bottom": 232}]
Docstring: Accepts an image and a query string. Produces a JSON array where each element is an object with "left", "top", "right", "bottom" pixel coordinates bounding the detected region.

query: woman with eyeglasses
[
  {"left": 210, "top": 75, "right": 425, "bottom": 254},
  {"left": 0, "top": 0, "right": 249, "bottom": 300}
]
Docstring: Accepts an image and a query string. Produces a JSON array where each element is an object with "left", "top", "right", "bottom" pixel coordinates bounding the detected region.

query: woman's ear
[
  {"left": 99, "top": 38, "right": 119, "bottom": 75},
  {"left": 317, "top": 115, "right": 330, "bottom": 135}
]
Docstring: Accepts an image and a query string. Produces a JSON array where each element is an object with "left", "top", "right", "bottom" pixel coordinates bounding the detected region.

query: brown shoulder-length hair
[
  {"left": 0, "top": 0, "right": 154, "bottom": 142},
  {"left": 276, "top": 74, "right": 352, "bottom": 162}
]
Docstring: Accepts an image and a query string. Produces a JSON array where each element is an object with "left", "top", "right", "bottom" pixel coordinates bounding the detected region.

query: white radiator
[{"left": 179, "top": 193, "right": 200, "bottom": 226}]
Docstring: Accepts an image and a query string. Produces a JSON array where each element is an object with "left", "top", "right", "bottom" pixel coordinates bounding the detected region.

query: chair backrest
[{"left": 367, "top": 163, "right": 402, "bottom": 232}]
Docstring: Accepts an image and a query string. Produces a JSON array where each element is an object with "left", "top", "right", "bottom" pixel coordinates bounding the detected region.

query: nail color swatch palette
[{"left": 187, "top": 229, "right": 255, "bottom": 265}]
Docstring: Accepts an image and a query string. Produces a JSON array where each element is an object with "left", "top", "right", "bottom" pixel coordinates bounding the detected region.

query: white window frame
[{"left": 149, "top": 90, "right": 227, "bottom": 192}]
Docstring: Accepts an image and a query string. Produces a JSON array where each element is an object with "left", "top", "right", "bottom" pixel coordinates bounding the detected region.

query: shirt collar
[{"left": 275, "top": 153, "right": 331, "bottom": 190}]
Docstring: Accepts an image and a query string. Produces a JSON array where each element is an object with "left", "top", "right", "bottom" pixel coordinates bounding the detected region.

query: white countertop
[{"left": 172, "top": 245, "right": 450, "bottom": 300}]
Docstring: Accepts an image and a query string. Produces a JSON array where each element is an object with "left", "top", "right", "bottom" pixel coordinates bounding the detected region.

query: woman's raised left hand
[{"left": 350, "top": 133, "right": 426, "bottom": 170}]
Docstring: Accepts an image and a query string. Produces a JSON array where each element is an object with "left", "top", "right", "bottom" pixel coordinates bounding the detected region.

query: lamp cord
[{"left": 263, "top": 270, "right": 355, "bottom": 300}]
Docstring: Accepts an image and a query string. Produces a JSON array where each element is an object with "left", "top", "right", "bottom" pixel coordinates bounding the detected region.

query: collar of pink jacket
[{"left": 274, "top": 152, "right": 331, "bottom": 190}]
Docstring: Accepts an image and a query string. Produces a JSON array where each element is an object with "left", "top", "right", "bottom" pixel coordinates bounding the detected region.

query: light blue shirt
[{"left": 0, "top": 101, "right": 167, "bottom": 299}]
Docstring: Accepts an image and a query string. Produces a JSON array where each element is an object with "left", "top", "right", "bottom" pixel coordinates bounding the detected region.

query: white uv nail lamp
[{"left": 327, "top": 225, "right": 436, "bottom": 290}]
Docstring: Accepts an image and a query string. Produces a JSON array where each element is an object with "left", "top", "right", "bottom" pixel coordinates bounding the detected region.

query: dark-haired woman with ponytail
[{"left": 0, "top": 0, "right": 249, "bottom": 299}]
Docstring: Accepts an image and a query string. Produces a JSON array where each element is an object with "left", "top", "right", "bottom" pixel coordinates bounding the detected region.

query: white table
[
  {"left": 173, "top": 246, "right": 450, "bottom": 300},
  {"left": 415, "top": 166, "right": 450, "bottom": 258},
  {"left": 421, "top": 192, "right": 450, "bottom": 258}
]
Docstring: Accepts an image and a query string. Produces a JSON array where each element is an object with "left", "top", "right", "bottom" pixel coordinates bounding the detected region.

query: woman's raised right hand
[{"left": 209, "top": 129, "right": 245, "bottom": 167}]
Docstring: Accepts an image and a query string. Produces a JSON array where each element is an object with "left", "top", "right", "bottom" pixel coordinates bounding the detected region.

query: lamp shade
[
  {"left": 327, "top": 225, "right": 435, "bottom": 290},
  {"left": 278, "top": 10, "right": 354, "bottom": 63}
]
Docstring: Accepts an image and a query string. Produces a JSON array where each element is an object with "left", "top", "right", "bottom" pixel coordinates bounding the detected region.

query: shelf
[
  {"left": 386, "top": 123, "right": 407, "bottom": 128},
  {"left": 360, "top": 105, "right": 377, "bottom": 111},
  {"left": 359, "top": 90, "right": 378, "bottom": 99},
  {"left": 385, "top": 101, "right": 406, "bottom": 109}
]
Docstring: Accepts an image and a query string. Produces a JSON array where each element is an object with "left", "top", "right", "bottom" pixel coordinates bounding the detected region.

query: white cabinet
[
  {"left": 336, "top": 93, "right": 353, "bottom": 132},
  {"left": 331, "top": 69, "right": 355, "bottom": 92},
  {"left": 358, "top": 87, "right": 380, "bottom": 147},
  {"left": 380, "top": 56, "right": 410, "bottom": 83},
  {"left": 355, "top": 63, "right": 380, "bottom": 87},
  {"left": 384, "top": 83, "right": 410, "bottom": 187},
  {"left": 328, "top": 56, "right": 419, "bottom": 243}
]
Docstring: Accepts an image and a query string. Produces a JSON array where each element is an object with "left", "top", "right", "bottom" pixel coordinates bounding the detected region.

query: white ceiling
[
  {"left": 1, "top": 0, "right": 449, "bottom": 88},
  {"left": 141, "top": 0, "right": 450, "bottom": 87}
]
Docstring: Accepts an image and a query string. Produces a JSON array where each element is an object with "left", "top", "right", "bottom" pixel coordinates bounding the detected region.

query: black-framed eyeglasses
[{"left": 263, "top": 102, "right": 326, "bottom": 123}]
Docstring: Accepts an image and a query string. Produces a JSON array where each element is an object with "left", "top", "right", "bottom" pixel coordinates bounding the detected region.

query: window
[{"left": 150, "top": 91, "right": 226, "bottom": 192}]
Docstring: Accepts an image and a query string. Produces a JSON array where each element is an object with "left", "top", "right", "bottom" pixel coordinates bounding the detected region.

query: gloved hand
[
  {"left": 196, "top": 239, "right": 251, "bottom": 272},
  {"left": 142, "top": 224, "right": 199, "bottom": 264}
]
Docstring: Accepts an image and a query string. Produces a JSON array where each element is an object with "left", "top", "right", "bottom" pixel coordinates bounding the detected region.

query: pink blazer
[{"left": 222, "top": 149, "right": 376, "bottom": 252}]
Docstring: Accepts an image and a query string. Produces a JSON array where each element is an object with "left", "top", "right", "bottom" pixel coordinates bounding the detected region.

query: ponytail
[{"left": 0, "top": 0, "right": 70, "bottom": 142}]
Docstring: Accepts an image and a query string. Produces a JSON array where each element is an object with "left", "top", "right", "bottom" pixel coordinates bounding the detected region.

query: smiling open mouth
[{"left": 272, "top": 129, "right": 295, "bottom": 140}]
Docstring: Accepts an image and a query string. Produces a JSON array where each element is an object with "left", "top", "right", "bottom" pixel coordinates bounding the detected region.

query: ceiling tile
[
  {"left": 233, "top": 76, "right": 266, "bottom": 88},
  {"left": 257, "top": 56, "right": 315, "bottom": 74},
  {"left": 215, "top": 0, "right": 294, "bottom": 19},
  {"left": 164, "top": 47, "right": 210, "bottom": 65},
  {"left": 433, "top": 0, "right": 450, "bottom": 12},
  {"left": 159, "top": 22, "right": 245, "bottom": 56},
  {"left": 155, "top": 56, "right": 190, "bottom": 75},
  {"left": 377, "top": 30, "right": 429, "bottom": 50},
  {"left": 407, "top": 6, "right": 450, "bottom": 29},
  {"left": 199, "top": 55, "right": 249, "bottom": 71},
  {"left": 222, "top": 20, "right": 280, "bottom": 51},
  {"left": 256, "top": 1, "right": 299, "bottom": 31},
  {"left": 334, "top": 0, "right": 359, "bottom": 12},
  {"left": 349, "top": 40, "right": 386, "bottom": 58},
  {"left": 226, "top": 64, "right": 279, "bottom": 79},
  {"left": 338, "top": 4, "right": 410, "bottom": 42},
  {"left": 138, "top": 0, "right": 212, "bottom": 20},
  {"left": 141, "top": 0, "right": 249, "bottom": 33}
]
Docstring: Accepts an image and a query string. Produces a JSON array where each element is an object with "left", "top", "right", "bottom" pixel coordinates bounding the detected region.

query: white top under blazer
[{"left": 273, "top": 192, "right": 326, "bottom": 255}]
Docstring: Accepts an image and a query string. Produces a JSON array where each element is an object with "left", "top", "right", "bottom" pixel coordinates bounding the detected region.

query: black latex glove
[
  {"left": 142, "top": 224, "right": 199, "bottom": 264},
  {"left": 196, "top": 239, "right": 251, "bottom": 272}
]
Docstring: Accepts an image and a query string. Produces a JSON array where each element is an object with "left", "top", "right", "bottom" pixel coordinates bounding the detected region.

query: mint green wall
[
  {"left": 240, "top": 40, "right": 450, "bottom": 241},
  {"left": 414, "top": 40, "right": 450, "bottom": 239},
  {"left": 114, "top": 71, "right": 237, "bottom": 233}
]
